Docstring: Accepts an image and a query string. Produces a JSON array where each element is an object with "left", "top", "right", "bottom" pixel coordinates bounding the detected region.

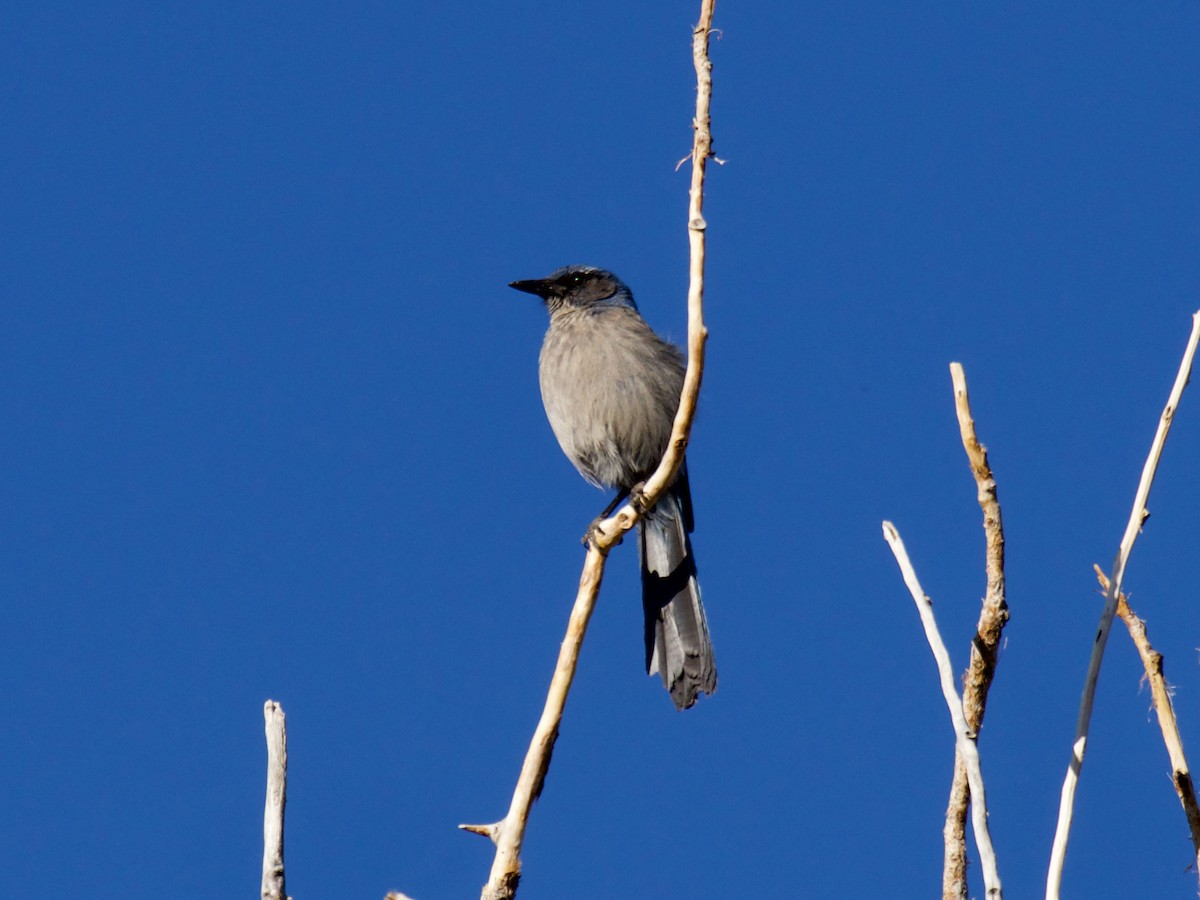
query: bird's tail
[{"left": 639, "top": 477, "right": 717, "bottom": 710}]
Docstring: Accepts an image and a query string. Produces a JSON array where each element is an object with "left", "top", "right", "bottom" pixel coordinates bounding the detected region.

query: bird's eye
[{"left": 572, "top": 274, "right": 583, "bottom": 283}]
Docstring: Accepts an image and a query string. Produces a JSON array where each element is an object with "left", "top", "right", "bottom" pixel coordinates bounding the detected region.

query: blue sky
[{"left": 3, "top": 2, "right": 1200, "bottom": 898}]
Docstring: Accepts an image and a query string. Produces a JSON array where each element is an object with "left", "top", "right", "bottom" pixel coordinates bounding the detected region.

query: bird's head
[{"left": 509, "top": 265, "right": 636, "bottom": 314}]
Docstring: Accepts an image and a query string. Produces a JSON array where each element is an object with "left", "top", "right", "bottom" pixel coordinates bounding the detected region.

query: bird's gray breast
[{"left": 538, "top": 307, "right": 684, "bottom": 490}]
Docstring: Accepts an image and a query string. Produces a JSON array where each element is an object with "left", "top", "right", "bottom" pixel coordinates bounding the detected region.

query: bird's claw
[{"left": 582, "top": 516, "right": 623, "bottom": 550}]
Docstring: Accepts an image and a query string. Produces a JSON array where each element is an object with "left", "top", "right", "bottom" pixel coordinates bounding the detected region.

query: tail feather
[{"left": 639, "top": 481, "right": 717, "bottom": 710}]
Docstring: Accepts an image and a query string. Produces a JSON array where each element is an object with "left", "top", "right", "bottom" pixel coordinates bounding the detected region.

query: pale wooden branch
[
  {"left": 461, "top": 549, "right": 607, "bottom": 900},
  {"left": 944, "top": 363, "right": 1010, "bottom": 900},
  {"left": 462, "top": 5, "right": 718, "bottom": 898},
  {"left": 883, "top": 522, "right": 1003, "bottom": 900},
  {"left": 636, "top": 0, "right": 715, "bottom": 514},
  {"left": 261, "top": 700, "right": 288, "bottom": 900},
  {"left": 1046, "top": 311, "right": 1200, "bottom": 900},
  {"left": 1096, "top": 566, "right": 1200, "bottom": 876}
]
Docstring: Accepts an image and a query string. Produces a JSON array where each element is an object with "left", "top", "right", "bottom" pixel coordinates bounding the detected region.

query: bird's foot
[
  {"left": 581, "top": 487, "right": 633, "bottom": 548},
  {"left": 581, "top": 515, "right": 623, "bottom": 549},
  {"left": 581, "top": 483, "right": 647, "bottom": 546},
  {"left": 628, "top": 481, "right": 649, "bottom": 514}
]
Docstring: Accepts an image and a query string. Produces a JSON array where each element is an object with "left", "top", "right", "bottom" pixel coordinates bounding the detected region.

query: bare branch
[
  {"left": 261, "top": 700, "right": 288, "bottom": 900},
  {"left": 470, "top": 5, "right": 718, "bottom": 897},
  {"left": 603, "top": 0, "right": 716, "bottom": 534},
  {"left": 944, "top": 364, "right": 1010, "bottom": 900},
  {"left": 883, "top": 522, "right": 1003, "bottom": 900},
  {"left": 470, "top": 550, "right": 606, "bottom": 900},
  {"left": 943, "top": 756, "right": 971, "bottom": 900},
  {"left": 1097, "top": 567, "right": 1200, "bottom": 876},
  {"left": 948, "top": 363, "right": 1009, "bottom": 731},
  {"left": 1046, "top": 311, "right": 1200, "bottom": 900}
]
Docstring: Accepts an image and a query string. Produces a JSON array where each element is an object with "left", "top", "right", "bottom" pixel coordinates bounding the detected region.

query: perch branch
[
  {"left": 464, "top": 5, "right": 718, "bottom": 898},
  {"left": 883, "top": 522, "right": 1003, "bottom": 900},
  {"left": 1046, "top": 311, "right": 1200, "bottom": 900},
  {"left": 944, "top": 363, "right": 1010, "bottom": 900},
  {"left": 463, "top": 549, "right": 608, "bottom": 900},
  {"left": 1097, "top": 567, "right": 1200, "bottom": 875},
  {"left": 261, "top": 700, "right": 288, "bottom": 900},
  {"left": 636, "top": 0, "right": 715, "bottom": 512}
]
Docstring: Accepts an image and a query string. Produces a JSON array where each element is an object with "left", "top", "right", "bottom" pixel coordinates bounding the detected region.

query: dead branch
[
  {"left": 1046, "top": 311, "right": 1200, "bottom": 900},
  {"left": 262, "top": 700, "right": 288, "bottom": 900},
  {"left": 943, "top": 363, "right": 1010, "bottom": 900},
  {"left": 1096, "top": 566, "right": 1200, "bottom": 877},
  {"left": 463, "top": 4, "right": 718, "bottom": 898},
  {"left": 883, "top": 522, "right": 1003, "bottom": 900}
]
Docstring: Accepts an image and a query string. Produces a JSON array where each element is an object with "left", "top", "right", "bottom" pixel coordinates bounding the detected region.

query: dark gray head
[{"left": 509, "top": 265, "right": 637, "bottom": 314}]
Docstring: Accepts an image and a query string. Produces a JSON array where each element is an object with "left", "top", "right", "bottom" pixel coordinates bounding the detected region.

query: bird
[{"left": 509, "top": 265, "right": 717, "bottom": 710}]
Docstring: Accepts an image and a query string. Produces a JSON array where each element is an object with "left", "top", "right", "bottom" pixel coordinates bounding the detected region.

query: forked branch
[
  {"left": 1046, "top": 311, "right": 1200, "bottom": 900},
  {"left": 883, "top": 522, "right": 1003, "bottom": 900}
]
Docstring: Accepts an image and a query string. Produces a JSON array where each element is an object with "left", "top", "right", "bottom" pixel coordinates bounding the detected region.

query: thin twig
[
  {"left": 1046, "top": 311, "right": 1200, "bottom": 900},
  {"left": 883, "top": 522, "right": 1003, "bottom": 900},
  {"left": 944, "top": 364, "right": 1010, "bottom": 900},
  {"left": 463, "top": 5, "right": 718, "bottom": 898},
  {"left": 637, "top": 0, "right": 715, "bottom": 514},
  {"left": 262, "top": 701, "right": 288, "bottom": 900},
  {"left": 1097, "top": 567, "right": 1200, "bottom": 877}
]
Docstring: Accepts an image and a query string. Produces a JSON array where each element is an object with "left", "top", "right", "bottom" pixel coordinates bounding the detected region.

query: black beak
[{"left": 509, "top": 278, "right": 555, "bottom": 298}]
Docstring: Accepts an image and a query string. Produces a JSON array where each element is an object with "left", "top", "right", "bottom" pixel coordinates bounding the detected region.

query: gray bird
[{"left": 509, "top": 265, "right": 717, "bottom": 710}]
